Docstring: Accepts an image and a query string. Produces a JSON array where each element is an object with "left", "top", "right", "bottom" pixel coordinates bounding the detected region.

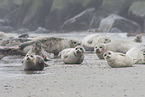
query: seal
[
  {"left": 104, "top": 51, "right": 133, "bottom": 68},
  {"left": 27, "top": 41, "right": 51, "bottom": 61},
  {"left": 133, "top": 34, "right": 142, "bottom": 43},
  {"left": 94, "top": 43, "right": 106, "bottom": 59},
  {"left": 22, "top": 53, "right": 45, "bottom": 71},
  {"left": 126, "top": 45, "right": 145, "bottom": 64},
  {"left": 94, "top": 35, "right": 142, "bottom": 59},
  {"left": 58, "top": 45, "right": 85, "bottom": 64},
  {"left": 81, "top": 34, "right": 111, "bottom": 51},
  {"left": 21, "top": 36, "right": 78, "bottom": 55}
]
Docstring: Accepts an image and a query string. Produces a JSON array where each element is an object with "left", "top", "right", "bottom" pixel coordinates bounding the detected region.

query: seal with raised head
[
  {"left": 27, "top": 41, "right": 51, "bottom": 61},
  {"left": 94, "top": 43, "right": 106, "bottom": 59},
  {"left": 21, "top": 36, "right": 78, "bottom": 55},
  {"left": 104, "top": 51, "right": 133, "bottom": 68},
  {"left": 22, "top": 53, "right": 45, "bottom": 71},
  {"left": 58, "top": 45, "right": 85, "bottom": 64},
  {"left": 94, "top": 35, "right": 142, "bottom": 59},
  {"left": 126, "top": 45, "right": 145, "bottom": 64},
  {"left": 81, "top": 34, "right": 111, "bottom": 51}
]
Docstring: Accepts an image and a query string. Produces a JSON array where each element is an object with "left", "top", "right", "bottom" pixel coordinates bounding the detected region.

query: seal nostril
[{"left": 27, "top": 57, "right": 30, "bottom": 60}]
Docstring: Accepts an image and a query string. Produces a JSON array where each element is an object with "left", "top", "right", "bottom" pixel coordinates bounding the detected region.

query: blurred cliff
[{"left": 0, "top": 0, "right": 144, "bottom": 33}]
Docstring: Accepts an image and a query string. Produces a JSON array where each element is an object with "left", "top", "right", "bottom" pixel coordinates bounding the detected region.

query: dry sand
[{"left": 0, "top": 52, "right": 145, "bottom": 97}]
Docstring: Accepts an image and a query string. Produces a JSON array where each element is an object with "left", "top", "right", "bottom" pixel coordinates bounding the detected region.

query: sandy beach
[
  {"left": 1, "top": 52, "right": 145, "bottom": 97},
  {"left": 0, "top": 32, "right": 145, "bottom": 97}
]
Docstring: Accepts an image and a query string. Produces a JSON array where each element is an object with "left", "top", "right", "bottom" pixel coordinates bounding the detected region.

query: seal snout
[
  {"left": 76, "top": 50, "right": 82, "bottom": 54},
  {"left": 26, "top": 57, "right": 30, "bottom": 60}
]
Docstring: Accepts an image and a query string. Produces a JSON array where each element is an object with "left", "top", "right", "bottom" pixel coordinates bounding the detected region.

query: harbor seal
[
  {"left": 126, "top": 45, "right": 145, "bottom": 64},
  {"left": 22, "top": 54, "right": 45, "bottom": 71},
  {"left": 58, "top": 45, "right": 85, "bottom": 64},
  {"left": 81, "top": 34, "right": 111, "bottom": 51},
  {"left": 21, "top": 36, "right": 78, "bottom": 55},
  {"left": 133, "top": 34, "right": 142, "bottom": 43},
  {"left": 104, "top": 51, "right": 133, "bottom": 68},
  {"left": 94, "top": 43, "right": 106, "bottom": 59},
  {"left": 94, "top": 35, "right": 142, "bottom": 59},
  {"left": 27, "top": 41, "right": 51, "bottom": 61}
]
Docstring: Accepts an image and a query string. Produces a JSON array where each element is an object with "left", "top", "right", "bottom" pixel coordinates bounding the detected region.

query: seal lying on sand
[
  {"left": 21, "top": 36, "right": 78, "bottom": 55},
  {"left": 58, "top": 45, "right": 85, "bottom": 64},
  {"left": 126, "top": 45, "right": 145, "bottom": 64},
  {"left": 22, "top": 54, "right": 45, "bottom": 71},
  {"left": 94, "top": 34, "right": 142, "bottom": 59},
  {"left": 81, "top": 34, "right": 111, "bottom": 51},
  {"left": 104, "top": 51, "right": 133, "bottom": 68}
]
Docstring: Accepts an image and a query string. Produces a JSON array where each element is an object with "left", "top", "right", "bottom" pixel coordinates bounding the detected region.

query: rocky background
[{"left": 0, "top": 0, "right": 144, "bottom": 33}]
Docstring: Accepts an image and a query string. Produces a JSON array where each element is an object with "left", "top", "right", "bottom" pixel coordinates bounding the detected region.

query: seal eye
[
  {"left": 95, "top": 46, "right": 97, "bottom": 48},
  {"left": 31, "top": 55, "right": 33, "bottom": 57},
  {"left": 75, "top": 48, "right": 78, "bottom": 50},
  {"left": 80, "top": 48, "right": 83, "bottom": 50},
  {"left": 100, "top": 46, "right": 102, "bottom": 48},
  {"left": 74, "top": 42, "right": 77, "bottom": 44},
  {"left": 105, "top": 39, "right": 108, "bottom": 41},
  {"left": 104, "top": 54, "right": 107, "bottom": 56},
  {"left": 26, "top": 55, "right": 28, "bottom": 57},
  {"left": 108, "top": 52, "right": 111, "bottom": 55}
]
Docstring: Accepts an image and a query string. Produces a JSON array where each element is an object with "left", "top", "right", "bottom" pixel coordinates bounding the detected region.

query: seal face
[
  {"left": 104, "top": 51, "right": 133, "bottom": 68},
  {"left": 59, "top": 45, "right": 85, "bottom": 64},
  {"left": 134, "top": 34, "right": 142, "bottom": 43},
  {"left": 22, "top": 54, "right": 45, "bottom": 71},
  {"left": 82, "top": 34, "right": 111, "bottom": 51},
  {"left": 94, "top": 43, "right": 106, "bottom": 59}
]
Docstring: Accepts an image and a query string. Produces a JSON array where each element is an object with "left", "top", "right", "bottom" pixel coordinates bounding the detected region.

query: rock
[
  {"left": 98, "top": 14, "right": 141, "bottom": 33},
  {"left": 45, "top": 0, "right": 102, "bottom": 30},
  {"left": 89, "top": 0, "right": 141, "bottom": 29},
  {"left": 61, "top": 8, "right": 95, "bottom": 31},
  {"left": 0, "top": 0, "right": 23, "bottom": 18},
  {"left": 128, "top": 1, "right": 145, "bottom": 32},
  {"left": 4, "top": 0, "right": 54, "bottom": 31}
]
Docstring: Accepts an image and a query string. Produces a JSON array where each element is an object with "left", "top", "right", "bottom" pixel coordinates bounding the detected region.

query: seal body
[
  {"left": 24, "top": 37, "right": 78, "bottom": 55},
  {"left": 82, "top": 34, "right": 111, "bottom": 51},
  {"left": 104, "top": 51, "right": 133, "bottom": 68},
  {"left": 59, "top": 45, "right": 85, "bottom": 64},
  {"left": 22, "top": 54, "right": 45, "bottom": 71},
  {"left": 94, "top": 37, "right": 141, "bottom": 59},
  {"left": 126, "top": 45, "right": 145, "bottom": 64}
]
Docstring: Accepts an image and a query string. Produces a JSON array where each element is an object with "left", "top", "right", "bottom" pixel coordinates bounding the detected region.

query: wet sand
[
  {"left": 0, "top": 32, "right": 145, "bottom": 97},
  {"left": 0, "top": 53, "right": 145, "bottom": 97}
]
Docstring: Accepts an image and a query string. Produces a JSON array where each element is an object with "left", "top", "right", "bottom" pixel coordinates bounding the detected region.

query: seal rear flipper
[
  {"left": 133, "top": 58, "right": 142, "bottom": 64},
  {"left": 44, "top": 62, "right": 49, "bottom": 67}
]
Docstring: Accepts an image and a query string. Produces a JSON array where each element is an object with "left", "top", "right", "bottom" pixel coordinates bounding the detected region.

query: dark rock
[
  {"left": 18, "top": 33, "right": 29, "bottom": 38},
  {"left": 98, "top": 14, "right": 141, "bottom": 33},
  {"left": 45, "top": 0, "right": 102, "bottom": 31},
  {"left": 89, "top": 0, "right": 142, "bottom": 29},
  {"left": 61, "top": 8, "right": 96, "bottom": 31}
]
